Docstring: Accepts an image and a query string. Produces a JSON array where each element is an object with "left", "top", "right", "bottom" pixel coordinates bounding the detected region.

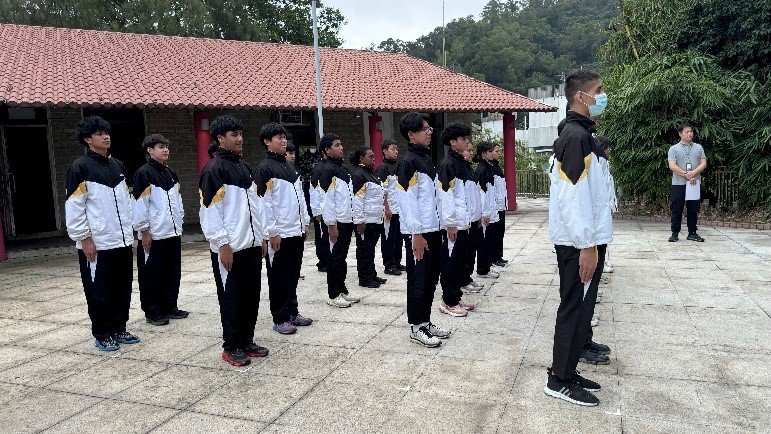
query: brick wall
[{"left": 49, "top": 107, "right": 84, "bottom": 230}]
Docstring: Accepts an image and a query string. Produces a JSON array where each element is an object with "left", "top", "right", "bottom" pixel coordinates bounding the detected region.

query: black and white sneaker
[
  {"left": 584, "top": 340, "right": 611, "bottom": 355},
  {"left": 572, "top": 370, "right": 601, "bottom": 392},
  {"left": 544, "top": 371, "right": 599, "bottom": 406},
  {"left": 579, "top": 348, "right": 610, "bottom": 365},
  {"left": 409, "top": 326, "right": 441, "bottom": 348}
]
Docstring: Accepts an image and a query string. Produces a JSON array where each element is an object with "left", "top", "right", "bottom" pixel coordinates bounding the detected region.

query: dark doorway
[
  {"left": 83, "top": 108, "right": 146, "bottom": 185},
  {"left": 1, "top": 107, "right": 57, "bottom": 236},
  {"left": 1, "top": 124, "right": 57, "bottom": 235}
]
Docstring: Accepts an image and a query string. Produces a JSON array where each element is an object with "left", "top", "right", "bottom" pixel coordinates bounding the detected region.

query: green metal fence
[{"left": 516, "top": 170, "right": 550, "bottom": 198}]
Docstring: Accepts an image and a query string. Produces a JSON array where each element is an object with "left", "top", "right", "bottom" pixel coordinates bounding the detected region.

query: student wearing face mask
[{"left": 545, "top": 70, "right": 612, "bottom": 407}]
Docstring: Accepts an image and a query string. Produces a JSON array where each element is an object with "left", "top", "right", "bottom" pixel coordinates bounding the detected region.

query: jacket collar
[
  {"left": 563, "top": 110, "right": 597, "bottom": 133},
  {"left": 408, "top": 143, "right": 431, "bottom": 157},
  {"left": 216, "top": 148, "right": 241, "bottom": 161},
  {"left": 147, "top": 158, "right": 168, "bottom": 170},
  {"left": 449, "top": 149, "right": 465, "bottom": 162},
  {"left": 383, "top": 157, "right": 397, "bottom": 164},
  {"left": 357, "top": 164, "right": 374, "bottom": 173},
  {"left": 86, "top": 148, "right": 111, "bottom": 164},
  {"left": 327, "top": 156, "right": 343, "bottom": 166},
  {"left": 267, "top": 151, "right": 287, "bottom": 163}
]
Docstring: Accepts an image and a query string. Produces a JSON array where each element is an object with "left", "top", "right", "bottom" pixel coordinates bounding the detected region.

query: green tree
[{"left": 0, "top": 0, "right": 346, "bottom": 47}]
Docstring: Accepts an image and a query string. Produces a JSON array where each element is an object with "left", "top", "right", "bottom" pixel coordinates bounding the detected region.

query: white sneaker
[
  {"left": 410, "top": 326, "right": 441, "bottom": 347},
  {"left": 591, "top": 318, "right": 599, "bottom": 327},
  {"left": 326, "top": 294, "right": 352, "bottom": 308},
  {"left": 597, "top": 289, "right": 604, "bottom": 297},
  {"left": 599, "top": 275, "right": 609, "bottom": 284},
  {"left": 461, "top": 284, "right": 482, "bottom": 293},
  {"left": 470, "top": 281, "right": 484, "bottom": 289},
  {"left": 439, "top": 302, "right": 468, "bottom": 317},
  {"left": 341, "top": 292, "right": 362, "bottom": 303},
  {"left": 426, "top": 322, "right": 451, "bottom": 339},
  {"left": 478, "top": 271, "right": 500, "bottom": 279},
  {"left": 603, "top": 263, "right": 614, "bottom": 273}
]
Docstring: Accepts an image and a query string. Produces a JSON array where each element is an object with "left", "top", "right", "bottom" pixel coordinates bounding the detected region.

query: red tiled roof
[{"left": 0, "top": 24, "right": 556, "bottom": 113}]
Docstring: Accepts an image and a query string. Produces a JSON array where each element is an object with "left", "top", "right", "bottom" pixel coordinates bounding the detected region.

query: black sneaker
[
  {"left": 244, "top": 342, "right": 269, "bottom": 358},
  {"left": 373, "top": 276, "right": 387, "bottom": 284},
  {"left": 584, "top": 340, "right": 611, "bottom": 355},
  {"left": 579, "top": 348, "right": 610, "bottom": 365},
  {"left": 222, "top": 349, "right": 251, "bottom": 366},
  {"left": 167, "top": 309, "right": 189, "bottom": 319},
  {"left": 492, "top": 259, "right": 508, "bottom": 267},
  {"left": 384, "top": 268, "right": 402, "bottom": 276},
  {"left": 395, "top": 264, "right": 407, "bottom": 271},
  {"left": 572, "top": 370, "right": 601, "bottom": 392},
  {"left": 544, "top": 371, "right": 599, "bottom": 406},
  {"left": 687, "top": 232, "right": 705, "bottom": 242},
  {"left": 358, "top": 279, "right": 381, "bottom": 288},
  {"left": 146, "top": 315, "right": 169, "bottom": 326},
  {"left": 668, "top": 233, "right": 679, "bottom": 242},
  {"left": 317, "top": 266, "right": 327, "bottom": 273}
]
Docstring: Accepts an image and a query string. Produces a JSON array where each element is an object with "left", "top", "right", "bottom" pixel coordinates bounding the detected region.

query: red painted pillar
[
  {"left": 194, "top": 111, "right": 211, "bottom": 174},
  {"left": 0, "top": 212, "right": 7, "bottom": 262},
  {"left": 369, "top": 113, "right": 383, "bottom": 167},
  {"left": 503, "top": 113, "right": 517, "bottom": 211}
]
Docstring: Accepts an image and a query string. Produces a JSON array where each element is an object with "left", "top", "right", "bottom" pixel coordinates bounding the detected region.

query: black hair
[
  {"left": 399, "top": 112, "right": 430, "bottom": 140},
  {"left": 349, "top": 147, "right": 371, "bottom": 165},
  {"left": 77, "top": 116, "right": 112, "bottom": 146},
  {"left": 259, "top": 122, "right": 287, "bottom": 148},
  {"left": 207, "top": 143, "right": 219, "bottom": 158},
  {"left": 286, "top": 143, "right": 296, "bottom": 153},
  {"left": 318, "top": 133, "right": 340, "bottom": 154},
  {"left": 595, "top": 135, "right": 611, "bottom": 152},
  {"left": 210, "top": 115, "right": 244, "bottom": 146},
  {"left": 381, "top": 138, "right": 397, "bottom": 153},
  {"left": 677, "top": 123, "right": 692, "bottom": 133},
  {"left": 565, "top": 70, "right": 600, "bottom": 106},
  {"left": 440, "top": 123, "right": 472, "bottom": 147},
  {"left": 475, "top": 141, "right": 497, "bottom": 158},
  {"left": 141, "top": 133, "right": 170, "bottom": 153}
]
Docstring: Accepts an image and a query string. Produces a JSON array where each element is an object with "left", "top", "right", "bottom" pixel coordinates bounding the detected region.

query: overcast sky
[{"left": 323, "top": 0, "right": 490, "bottom": 50}]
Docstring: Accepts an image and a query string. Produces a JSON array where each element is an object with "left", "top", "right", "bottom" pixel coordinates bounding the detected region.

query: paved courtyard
[{"left": 0, "top": 198, "right": 770, "bottom": 433}]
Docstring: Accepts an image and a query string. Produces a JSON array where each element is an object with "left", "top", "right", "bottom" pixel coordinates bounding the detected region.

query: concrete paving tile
[
  {"left": 508, "top": 365, "right": 621, "bottom": 413},
  {"left": 456, "top": 311, "right": 538, "bottom": 337},
  {"left": 621, "top": 416, "right": 754, "bottom": 434},
  {"left": 115, "top": 330, "right": 221, "bottom": 364},
  {"left": 44, "top": 399, "right": 178, "bottom": 434},
  {"left": 21, "top": 324, "right": 93, "bottom": 350},
  {"left": 687, "top": 307, "right": 771, "bottom": 351},
  {"left": 327, "top": 347, "right": 431, "bottom": 390},
  {"left": 279, "top": 319, "right": 383, "bottom": 349},
  {"left": 190, "top": 373, "right": 317, "bottom": 422},
  {"left": 713, "top": 351, "right": 771, "bottom": 387},
  {"left": 250, "top": 343, "right": 355, "bottom": 380},
  {"left": 615, "top": 342, "right": 719, "bottom": 381},
  {"left": 34, "top": 304, "right": 91, "bottom": 325},
  {"left": 617, "top": 375, "right": 745, "bottom": 427},
  {"left": 356, "top": 288, "right": 407, "bottom": 306},
  {"left": 0, "top": 320, "right": 63, "bottom": 345},
  {"left": 298, "top": 301, "right": 403, "bottom": 325},
  {"left": 0, "top": 317, "right": 17, "bottom": 329},
  {"left": 679, "top": 291, "right": 758, "bottom": 309},
  {"left": 473, "top": 293, "right": 544, "bottom": 315},
  {"left": 483, "top": 283, "right": 551, "bottom": 299},
  {"left": 437, "top": 328, "right": 528, "bottom": 363},
  {"left": 116, "top": 365, "right": 238, "bottom": 409},
  {"left": 0, "top": 351, "right": 102, "bottom": 387},
  {"left": 0, "top": 346, "right": 49, "bottom": 371},
  {"left": 127, "top": 311, "right": 222, "bottom": 338},
  {"left": 498, "top": 402, "right": 622, "bottom": 434},
  {"left": 611, "top": 288, "right": 682, "bottom": 306},
  {"left": 361, "top": 325, "right": 445, "bottom": 356},
  {"left": 412, "top": 357, "right": 516, "bottom": 401},
  {"left": 610, "top": 304, "right": 691, "bottom": 325},
  {"left": 614, "top": 320, "right": 702, "bottom": 346},
  {"left": 392, "top": 391, "right": 505, "bottom": 433},
  {"left": 0, "top": 383, "right": 101, "bottom": 433},
  {"left": 732, "top": 384, "right": 771, "bottom": 430},
  {"left": 48, "top": 357, "right": 169, "bottom": 397},
  {"left": 150, "top": 411, "right": 266, "bottom": 433},
  {"left": 274, "top": 379, "right": 402, "bottom": 432}
]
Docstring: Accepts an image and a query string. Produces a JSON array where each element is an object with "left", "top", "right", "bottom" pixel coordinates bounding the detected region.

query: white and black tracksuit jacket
[
  {"left": 351, "top": 164, "right": 384, "bottom": 224},
  {"left": 317, "top": 158, "right": 353, "bottom": 226},
  {"left": 65, "top": 150, "right": 133, "bottom": 250},
  {"left": 474, "top": 160, "right": 500, "bottom": 224},
  {"left": 131, "top": 158, "right": 184, "bottom": 240},
  {"left": 374, "top": 157, "right": 401, "bottom": 215},
  {"left": 437, "top": 150, "right": 472, "bottom": 231},
  {"left": 396, "top": 143, "right": 440, "bottom": 235},
  {"left": 198, "top": 149, "right": 268, "bottom": 253},
  {"left": 254, "top": 152, "right": 310, "bottom": 238}
]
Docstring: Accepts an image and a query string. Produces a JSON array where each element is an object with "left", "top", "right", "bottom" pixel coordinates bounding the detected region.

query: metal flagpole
[
  {"left": 312, "top": 0, "right": 324, "bottom": 137},
  {"left": 442, "top": 0, "right": 446, "bottom": 68}
]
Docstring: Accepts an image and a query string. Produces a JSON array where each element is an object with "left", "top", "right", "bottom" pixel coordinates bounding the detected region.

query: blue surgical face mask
[{"left": 581, "top": 92, "right": 608, "bottom": 117}]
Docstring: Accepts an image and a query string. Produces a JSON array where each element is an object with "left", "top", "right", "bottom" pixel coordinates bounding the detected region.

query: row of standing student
[{"left": 63, "top": 113, "right": 510, "bottom": 365}]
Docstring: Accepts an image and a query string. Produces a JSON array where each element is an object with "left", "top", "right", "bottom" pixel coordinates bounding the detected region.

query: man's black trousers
[
  {"left": 327, "top": 222, "right": 353, "bottom": 299},
  {"left": 494, "top": 210, "right": 506, "bottom": 261},
  {"left": 137, "top": 236, "right": 182, "bottom": 319},
  {"left": 78, "top": 246, "right": 133, "bottom": 340},
  {"left": 551, "top": 244, "right": 606, "bottom": 381},
  {"left": 440, "top": 229, "right": 468, "bottom": 307},
  {"left": 404, "top": 231, "right": 442, "bottom": 325},
  {"left": 266, "top": 236, "right": 303, "bottom": 324},
  {"left": 380, "top": 214, "right": 403, "bottom": 270},
  {"left": 314, "top": 218, "right": 330, "bottom": 270},
  {"left": 476, "top": 223, "right": 495, "bottom": 275},
  {"left": 355, "top": 223, "right": 381, "bottom": 283},
  {"left": 463, "top": 220, "right": 479, "bottom": 285},
  {"left": 670, "top": 185, "right": 700, "bottom": 234},
  {"left": 211, "top": 246, "right": 262, "bottom": 351}
]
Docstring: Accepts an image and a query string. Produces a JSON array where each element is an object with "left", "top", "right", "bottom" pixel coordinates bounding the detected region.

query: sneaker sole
[
  {"left": 439, "top": 307, "right": 468, "bottom": 317},
  {"left": 222, "top": 354, "right": 251, "bottom": 366},
  {"left": 409, "top": 336, "right": 441, "bottom": 348},
  {"left": 94, "top": 342, "right": 119, "bottom": 352},
  {"left": 244, "top": 352, "right": 269, "bottom": 358},
  {"left": 543, "top": 379, "right": 601, "bottom": 393},
  {"left": 579, "top": 358, "right": 610, "bottom": 365},
  {"left": 543, "top": 386, "right": 599, "bottom": 406},
  {"left": 326, "top": 300, "right": 352, "bottom": 308}
]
